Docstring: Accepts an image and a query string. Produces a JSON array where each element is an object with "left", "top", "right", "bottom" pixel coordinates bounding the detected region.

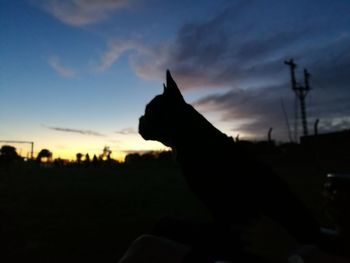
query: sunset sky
[{"left": 1, "top": 0, "right": 350, "bottom": 161}]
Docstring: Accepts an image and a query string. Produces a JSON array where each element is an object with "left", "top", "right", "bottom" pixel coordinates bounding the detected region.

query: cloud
[
  {"left": 113, "top": 1, "right": 349, "bottom": 140},
  {"left": 91, "top": 1, "right": 350, "bottom": 140},
  {"left": 194, "top": 84, "right": 292, "bottom": 139},
  {"left": 194, "top": 71, "right": 350, "bottom": 141},
  {"left": 317, "top": 118, "right": 350, "bottom": 133},
  {"left": 98, "top": 40, "right": 139, "bottom": 71},
  {"left": 47, "top": 126, "right": 105, "bottom": 136},
  {"left": 36, "top": 0, "right": 133, "bottom": 26},
  {"left": 48, "top": 56, "right": 76, "bottom": 78},
  {"left": 121, "top": 1, "right": 350, "bottom": 91},
  {"left": 115, "top": 127, "right": 137, "bottom": 135},
  {"left": 127, "top": 3, "right": 309, "bottom": 89}
]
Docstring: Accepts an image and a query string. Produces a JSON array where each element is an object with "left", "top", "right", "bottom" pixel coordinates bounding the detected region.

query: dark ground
[
  {"left": 1, "top": 162, "right": 208, "bottom": 263},
  {"left": 1, "top": 155, "right": 349, "bottom": 262}
]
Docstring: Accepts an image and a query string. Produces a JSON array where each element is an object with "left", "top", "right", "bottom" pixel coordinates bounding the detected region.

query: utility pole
[
  {"left": 30, "top": 141, "right": 34, "bottom": 159},
  {"left": 285, "top": 59, "right": 311, "bottom": 137}
]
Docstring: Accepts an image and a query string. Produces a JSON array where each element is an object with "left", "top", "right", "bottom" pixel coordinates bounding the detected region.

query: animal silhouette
[{"left": 139, "top": 71, "right": 321, "bottom": 258}]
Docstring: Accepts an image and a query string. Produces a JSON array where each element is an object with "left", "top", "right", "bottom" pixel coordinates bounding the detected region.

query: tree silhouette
[
  {"left": 36, "top": 149, "right": 52, "bottom": 163},
  {"left": 0, "top": 145, "right": 20, "bottom": 163},
  {"left": 99, "top": 146, "right": 112, "bottom": 160},
  {"left": 124, "top": 153, "right": 141, "bottom": 165},
  {"left": 76, "top": 153, "right": 83, "bottom": 164},
  {"left": 85, "top": 153, "right": 90, "bottom": 165},
  {"left": 92, "top": 154, "right": 98, "bottom": 166}
]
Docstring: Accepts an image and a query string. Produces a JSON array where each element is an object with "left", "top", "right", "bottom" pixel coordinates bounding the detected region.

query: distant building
[{"left": 300, "top": 130, "right": 350, "bottom": 158}]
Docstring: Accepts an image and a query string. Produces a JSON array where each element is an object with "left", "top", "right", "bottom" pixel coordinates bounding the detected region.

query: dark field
[
  {"left": 1, "top": 162, "right": 208, "bottom": 262},
  {"left": 1, "top": 157, "right": 348, "bottom": 262}
]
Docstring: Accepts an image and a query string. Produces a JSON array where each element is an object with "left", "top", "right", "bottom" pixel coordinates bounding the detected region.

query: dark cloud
[
  {"left": 317, "top": 118, "right": 350, "bottom": 134},
  {"left": 194, "top": 73, "right": 350, "bottom": 141},
  {"left": 47, "top": 126, "right": 105, "bottom": 137},
  {"left": 194, "top": 84, "right": 294, "bottom": 140},
  {"left": 132, "top": 1, "right": 350, "bottom": 90},
  {"left": 128, "top": 1, "right": 350, "bottom": 139},
  {"left": 115, "top": 127, "right": 137, "bottom": 135},
  {"left": 302, "top": 35, "right": 350, "bottom": 122}
]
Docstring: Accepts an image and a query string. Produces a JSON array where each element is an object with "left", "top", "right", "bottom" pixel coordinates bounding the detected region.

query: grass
[
  {"left": 1, "top": 163, "right": 208, "bottom": 262},
  {"left": 1, "top": 156, "right": 348, "bottom": 262}
]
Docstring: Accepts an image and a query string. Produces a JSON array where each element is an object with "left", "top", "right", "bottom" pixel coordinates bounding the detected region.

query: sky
[{"left": 1, "top": 0, "right": 350, "bottom": 161}]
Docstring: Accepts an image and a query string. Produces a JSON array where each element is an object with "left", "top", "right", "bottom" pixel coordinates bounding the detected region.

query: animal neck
[{"left": 171, "top": 104, "right": 229, "bottom": 159}]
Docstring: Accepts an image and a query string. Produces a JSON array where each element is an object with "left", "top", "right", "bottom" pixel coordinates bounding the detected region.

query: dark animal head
[{"left": 139, "top": 70, "right": 186, "bottom": 147}]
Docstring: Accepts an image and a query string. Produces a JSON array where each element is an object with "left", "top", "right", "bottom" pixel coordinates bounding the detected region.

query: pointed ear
[
  {"left": 163, "top": 83, "right": 167, "bottom": 94},
  {"left": 165, "top": 70, "right": 184, "bottom": 102}
]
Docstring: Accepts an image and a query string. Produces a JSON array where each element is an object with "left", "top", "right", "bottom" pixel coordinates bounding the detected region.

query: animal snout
[{"left": 138, "top": 115, "right": 148, "bottom": 136}]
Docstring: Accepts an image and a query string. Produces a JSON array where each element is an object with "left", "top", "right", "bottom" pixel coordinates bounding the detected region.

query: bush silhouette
[
  {"left": 0, "top": 145, "right": 21, "bottom": 163},
  {"left": 36, "top": 149, "right": 52, "bottom": 163}
]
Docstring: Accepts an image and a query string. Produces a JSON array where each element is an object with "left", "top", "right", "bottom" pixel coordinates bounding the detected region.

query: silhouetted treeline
[
  {"left": 1, "top": 130, "right": 350, "bottom": 168},
  {"left": 124, "top": 151, "right": 174, "bottom": 166}
]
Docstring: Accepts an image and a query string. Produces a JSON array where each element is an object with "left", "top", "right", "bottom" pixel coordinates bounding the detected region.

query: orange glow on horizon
[{"left": 1, "top": 133, "right": 168, "bottom": 162}]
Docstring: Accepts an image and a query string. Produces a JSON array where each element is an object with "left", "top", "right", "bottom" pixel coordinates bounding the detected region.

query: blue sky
[{"left": 1, "top": 0, "right": 350, "bottom": 160}]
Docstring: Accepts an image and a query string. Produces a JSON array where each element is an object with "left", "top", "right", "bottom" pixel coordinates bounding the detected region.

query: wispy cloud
[
  {"left": 48, "top": 56, "right": 76, "bottom": 78},
  {"left": 119, "top": 2, "right": 350, "bottom": 90},
  {"left": 194, "top": 84, "right": 292, "bottom": 139},
  {"left": 43, "top": 0, "right": 350, "bottom": 140},
  {"left": 47, "top": 126, "right": 105, "bottom": 137},
  {"left": 194, "top": 71, "right": 350, "bottom": 140},
  {"left": 115, "top": 1, "right": 350, "bottom": 139},
  {"left": 36, "top": 0, "right": 133, "bottom": 26},
  {"left": 129, "top": 19, "right": 311, "bottom": 89},
  {"left": 115, "top": 127, "right": 136, "bottom": 135},
  {"left": 98, "top": 40, "right": 139, "bottom": 71}
]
